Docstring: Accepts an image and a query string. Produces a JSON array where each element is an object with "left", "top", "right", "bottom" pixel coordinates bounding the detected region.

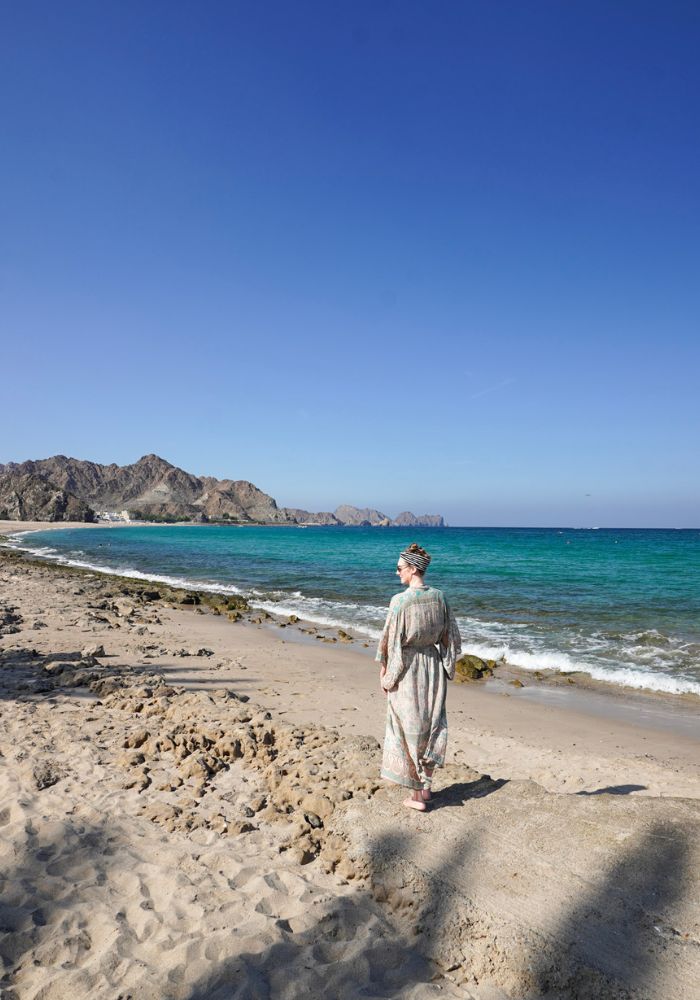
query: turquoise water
[{"left": 11, "top": 525, "right": 700, "bottom": 697}]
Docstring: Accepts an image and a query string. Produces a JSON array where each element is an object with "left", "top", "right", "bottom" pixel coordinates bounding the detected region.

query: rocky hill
[
  {"left": 280, "top": 508, "right": 340, "bottom": 526},
  {"left": 0, "top": 472, "right": 95, "bottom": 522},
  {"left": 392, "top": 511, "right": 445, "bottom": 527},
  {"left": 334, "top": 505, "right": 391, "bottom": 527},
  {"left": 0, "top": 455, "right": 445, "bottom": 527}
]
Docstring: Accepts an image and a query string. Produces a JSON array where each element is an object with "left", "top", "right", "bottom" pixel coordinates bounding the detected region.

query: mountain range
[{"left": 0, "top": 454, "right": 445, "bottom": 527}]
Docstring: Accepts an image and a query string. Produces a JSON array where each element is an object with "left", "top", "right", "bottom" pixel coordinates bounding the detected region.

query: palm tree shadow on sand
[
  {"left": 183, "top": 827, "right": 480, "bottom": 1000},
  {"left": 528, "top": 819, "right": 690, "bottom": 998},
  {"left": 182, "top": 803, "right": 692, "bottom": 1000}
]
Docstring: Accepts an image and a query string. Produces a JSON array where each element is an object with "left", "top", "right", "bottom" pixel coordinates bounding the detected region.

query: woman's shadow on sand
[{"left": 427, "top": 773, "right": 508, "bottom": 810}]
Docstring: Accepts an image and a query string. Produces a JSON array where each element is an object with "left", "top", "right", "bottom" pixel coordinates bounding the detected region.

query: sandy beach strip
[{"left": 1, "top": 525, "right": 699, "bottom": 999}]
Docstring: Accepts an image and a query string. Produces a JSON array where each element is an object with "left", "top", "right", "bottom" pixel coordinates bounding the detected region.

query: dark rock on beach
[{"left": 455, "top": 654, "right": 492, "bottom": 681}]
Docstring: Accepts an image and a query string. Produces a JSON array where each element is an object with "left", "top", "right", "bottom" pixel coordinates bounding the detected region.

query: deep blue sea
[{"left": 10, "top": 525, "right": 700, "bottom": 697}]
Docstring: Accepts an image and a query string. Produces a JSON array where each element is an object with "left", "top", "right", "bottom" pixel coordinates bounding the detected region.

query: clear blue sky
[{"left": 2, "top": 2, "right": 698, "bottom": 526}]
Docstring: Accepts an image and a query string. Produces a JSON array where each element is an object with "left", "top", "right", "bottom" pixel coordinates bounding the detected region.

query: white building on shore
[{"left": 95, "top": 510, "right": 132, "bottom": 523}]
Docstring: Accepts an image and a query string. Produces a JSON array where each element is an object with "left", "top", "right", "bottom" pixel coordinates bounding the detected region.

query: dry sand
[{"left": 1, "top": 524, "right": 698, "bottom": 999}]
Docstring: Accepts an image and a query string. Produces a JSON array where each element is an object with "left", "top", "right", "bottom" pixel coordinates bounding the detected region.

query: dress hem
[{"left": 380, "top": 769, "right": 424, "bottom": 791}]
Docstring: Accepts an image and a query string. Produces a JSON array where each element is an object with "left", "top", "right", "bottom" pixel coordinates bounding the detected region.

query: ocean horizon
[{"left": 8, "top": 523, "right": 700, "bottom": 699}]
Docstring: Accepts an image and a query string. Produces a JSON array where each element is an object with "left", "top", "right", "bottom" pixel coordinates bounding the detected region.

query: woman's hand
[{"left": 380, "top": 666, "right": 398, "bottom": 695}]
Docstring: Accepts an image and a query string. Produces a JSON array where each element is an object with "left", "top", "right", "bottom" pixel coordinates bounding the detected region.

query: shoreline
[
  {"left": 1, "top": 535, "right": 698, "bottom": 794},
  {"left": 3, "top": 518, "right": 700, "bottom": 708},
  {"left": 2, "top": 527, "right": 699, "bottom": 997}
]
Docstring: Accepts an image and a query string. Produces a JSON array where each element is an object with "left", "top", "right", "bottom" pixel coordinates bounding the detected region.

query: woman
[{"left": 376, "top": 542, "right": 462, "bottom": 811}]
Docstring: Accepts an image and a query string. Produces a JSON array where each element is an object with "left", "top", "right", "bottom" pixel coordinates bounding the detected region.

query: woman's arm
[{"left": 439, "top": 595, "right": 462, "bottom": 680}]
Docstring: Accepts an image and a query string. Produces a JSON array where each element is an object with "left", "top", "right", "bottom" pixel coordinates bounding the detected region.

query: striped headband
[{"left": 400, "top": 549, "right": 431, "bottom": 574}]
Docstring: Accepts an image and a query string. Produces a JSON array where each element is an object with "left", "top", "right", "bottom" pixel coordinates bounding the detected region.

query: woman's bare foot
[{"left": 403, "top": 791, "right": 427, "bottom": 811}]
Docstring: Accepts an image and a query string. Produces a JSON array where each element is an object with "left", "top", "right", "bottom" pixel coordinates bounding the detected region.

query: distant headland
[{"left": 0, "top": 454, "right": 445, "bottom": 528}]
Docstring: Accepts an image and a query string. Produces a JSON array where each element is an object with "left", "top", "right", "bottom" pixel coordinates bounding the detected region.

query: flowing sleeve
[
  {"left": 375, "top": 594, "right": 406, "bottom": 690},
  {"left": 439, "top": 595, "right": 462, "bottom": 680}
]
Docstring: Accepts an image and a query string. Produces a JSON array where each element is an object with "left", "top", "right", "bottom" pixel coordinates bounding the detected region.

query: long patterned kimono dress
[{"left": 376, "top": 585, "right": 462, "bottom": 790}]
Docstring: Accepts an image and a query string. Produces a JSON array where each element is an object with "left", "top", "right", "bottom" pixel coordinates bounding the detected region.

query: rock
[
  {"left": 43, "top": 660, "right": 66, "bottom": 675},
  {"left": 290, "top": 839, "right": 317, "bottom": 865},
  {"left": 300, "top": 793, "right": 334, "bottom": 822},
  {"left": 123, "top": 769, "right": 151, "bottom": 792},
  {"left": 81, "top": 644, "right": 105, "bottom": 658},
  {"left": 90, "top": 678, "right": 123, "bottom": 696},
  {"left": 143, "top": 803, "right": 182, "bottom": 826},
  {"left": 33, "top": 760, "right": 65, "bottom": 789},
  {"left": 509, "top": 679, "right": 524, "bottom": 688},
  {"left": 230, "top": 820, "right": 255, "bottom": 835},
  {"left": 117, "top": 752, "right": 146, "bottom": 768},
  {"left": 226, "top": 596, "right": 249, "bottom": 611},
  {"left": 124, "top": 729, "right": 150, "bottom": 749},
  {"left": 191, "top": 647, "right": 214, "bottom": 657},
  {"left": 288, "top": 614, "right": 299, "bottom": 623},
  {"left": 179, "top": 756, "right": 212, "bottom": 782},
  {"left": 455, "top": 654, "right": 489, "bottom": 681},
  {"left": 214, "top": 737, "right": 243, "bottom": 760}
]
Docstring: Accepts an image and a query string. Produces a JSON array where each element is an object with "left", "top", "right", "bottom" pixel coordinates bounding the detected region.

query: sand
[{"left": 1, "top": 523, "right": 698, "bottom": 999}]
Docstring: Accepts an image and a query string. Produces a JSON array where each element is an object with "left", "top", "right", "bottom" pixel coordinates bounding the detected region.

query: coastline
[
  {"left": 1, "top": 531, "right": 699, "bottom": 997},
  {"left": 1, "top": 527, "right": 698, "bottom": 794},
  {"left": 4, "top": 518, "right": 700, "bottom": 708}
]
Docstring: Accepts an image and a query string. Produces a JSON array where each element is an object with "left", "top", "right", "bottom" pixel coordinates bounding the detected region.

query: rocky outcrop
[
  {"left": 0, "top": 472, "right": 96, "bottom": 522},
  {"left": 392, "top": 511, "right": 445, "bottom": 528},
  {"left": 0, "top": 455, "right": 446, "bottom": 526},
  {"left": 332, "top": 506, "right": 444, "bottom": 527},
  {"left": 281, "top": 508, "right": 341, "bottom": 526},
  {"left": 195, "top": 479, "right": 289, "bottom": 524},
  {"left": 334, "top": 505, "right": 392, "bottom": 527}
]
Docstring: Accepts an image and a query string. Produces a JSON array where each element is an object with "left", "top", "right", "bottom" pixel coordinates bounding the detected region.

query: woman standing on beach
[{"left": 376, "top": 543, "right": 462, "bottom": 811}]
